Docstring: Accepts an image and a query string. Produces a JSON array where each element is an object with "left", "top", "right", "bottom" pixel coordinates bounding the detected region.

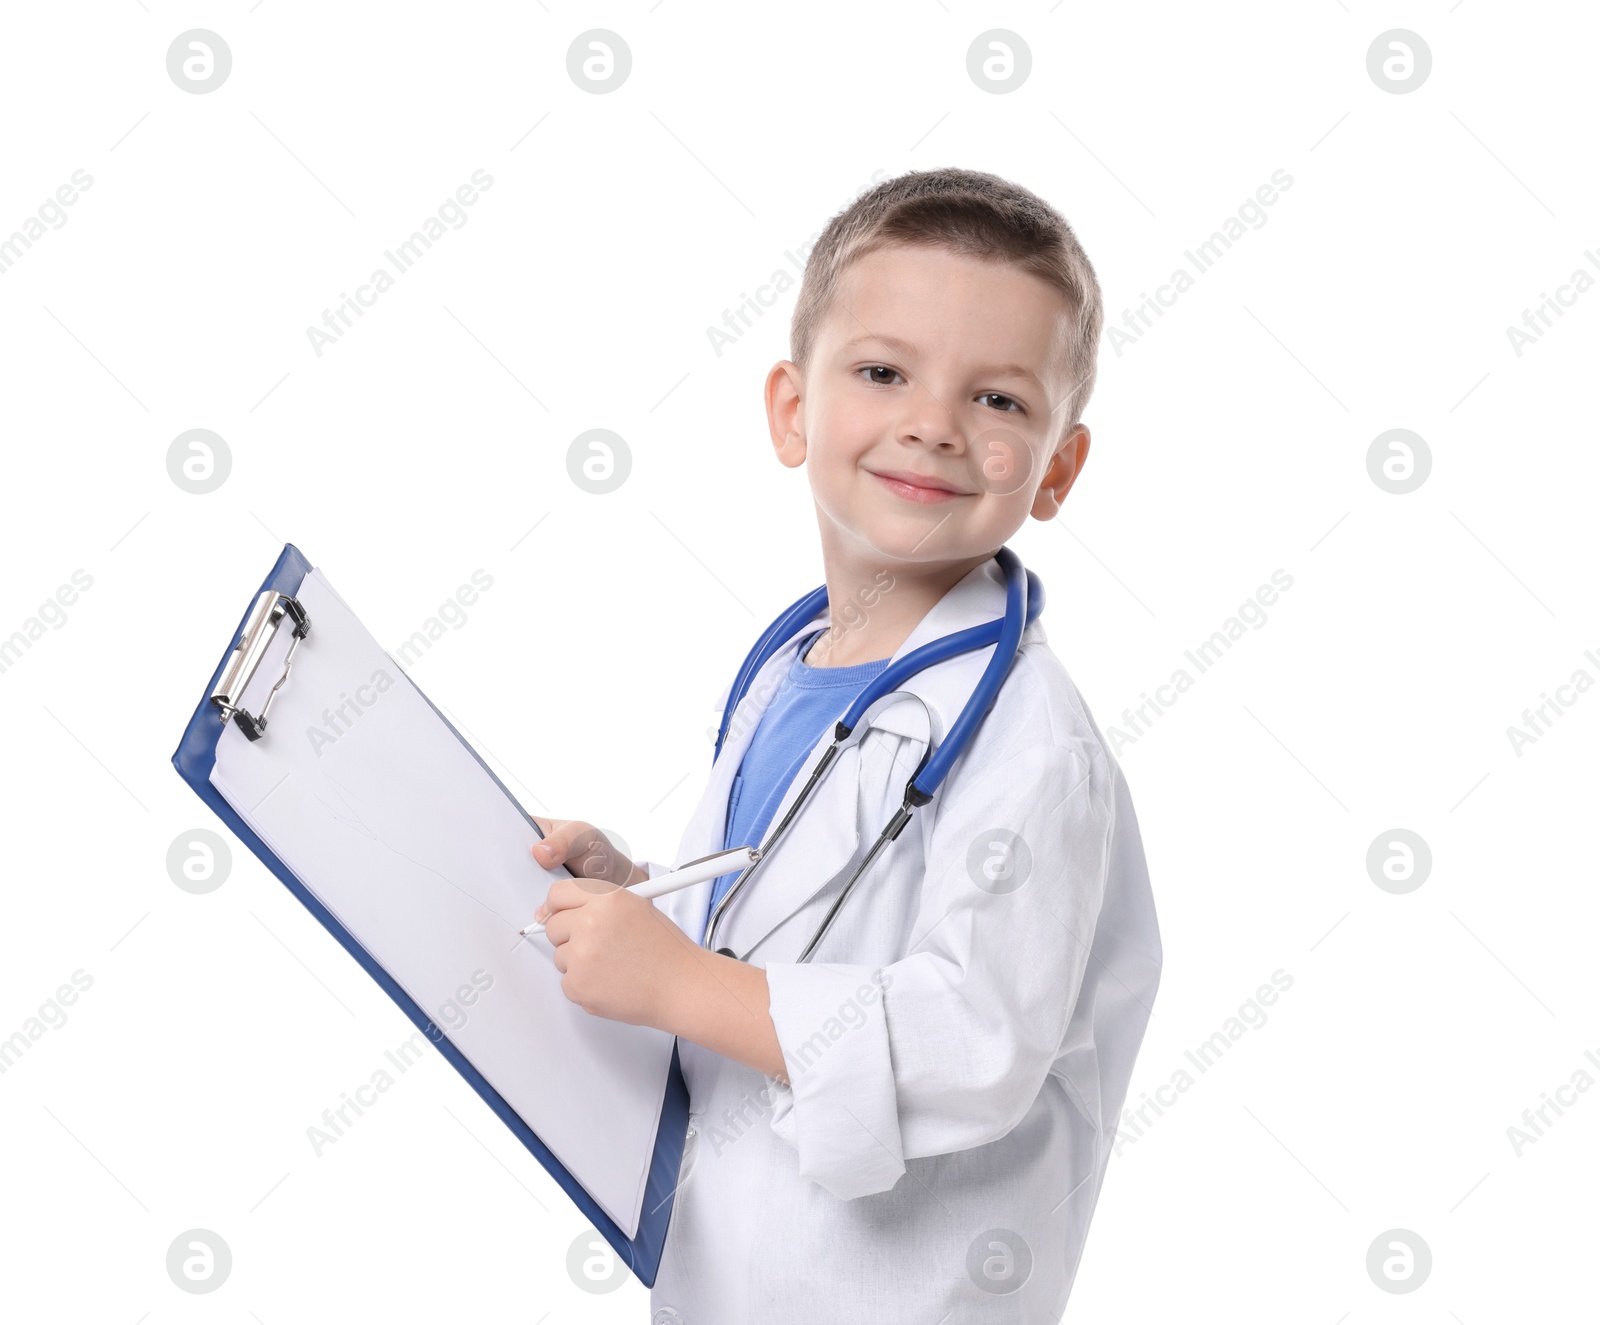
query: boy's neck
[{"left": 805, "top": 545, "right": 996, "bottom": 669}]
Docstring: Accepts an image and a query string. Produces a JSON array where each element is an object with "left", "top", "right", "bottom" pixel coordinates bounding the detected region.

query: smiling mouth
[{"left": 868, "top": 470, "right": 973, "bottom": 504}]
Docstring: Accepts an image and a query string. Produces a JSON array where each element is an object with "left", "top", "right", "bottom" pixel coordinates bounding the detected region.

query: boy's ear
[
  {"left": 1031, "top": 425, "right": 1090, "bottom": 519},
  {"left": 766, "top": 360, "right": 807, "bottom": 468}
]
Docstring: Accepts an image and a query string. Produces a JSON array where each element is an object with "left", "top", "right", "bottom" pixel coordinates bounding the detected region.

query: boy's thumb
[{"left": 531, "top": 818, "right": 563, "bottom": 863}]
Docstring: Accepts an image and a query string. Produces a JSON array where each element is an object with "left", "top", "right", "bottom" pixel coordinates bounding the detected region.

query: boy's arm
[
  {"left": 655, "top": 946, "right": 789, "bottom": 1084},
  {"left": 631, "top": 856, "right": 791, "bottom": 1083},
  {"left": 755, "top": 737, "right": 1148, "bottom": 1202}
]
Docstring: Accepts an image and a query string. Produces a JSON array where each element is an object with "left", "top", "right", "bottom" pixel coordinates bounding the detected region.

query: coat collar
[{"left": 662, "top": 555, "right": 1048, "bottom": 958}]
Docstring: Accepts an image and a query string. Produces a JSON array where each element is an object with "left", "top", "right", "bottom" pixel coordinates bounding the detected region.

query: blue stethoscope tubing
[{"left": 704, "top": 545, "right": 1044, "bottom": 961}]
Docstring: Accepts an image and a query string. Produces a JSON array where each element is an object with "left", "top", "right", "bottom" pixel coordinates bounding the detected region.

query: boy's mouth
[{"left": 867, "top": 467, "right": 973, "bottom": 504}]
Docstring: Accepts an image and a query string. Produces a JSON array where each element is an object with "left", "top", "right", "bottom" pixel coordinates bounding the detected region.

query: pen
[{"left": 518, "top": 845, "right": 760, "bottom": 937}]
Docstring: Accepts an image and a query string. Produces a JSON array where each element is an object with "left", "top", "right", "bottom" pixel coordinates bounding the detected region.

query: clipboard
[{"left": 170, "top": 542, "right": 689, "bottom": 1286}]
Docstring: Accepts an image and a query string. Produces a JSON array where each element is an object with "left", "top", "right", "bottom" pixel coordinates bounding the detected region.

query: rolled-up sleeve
[{"left": 763, "top": 737, "right": 1112, "bottom": 1200}]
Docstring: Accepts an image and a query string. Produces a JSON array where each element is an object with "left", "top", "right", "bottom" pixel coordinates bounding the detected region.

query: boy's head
[{"left": 767, "top": 167, "right": 1103, "bottom": 573}]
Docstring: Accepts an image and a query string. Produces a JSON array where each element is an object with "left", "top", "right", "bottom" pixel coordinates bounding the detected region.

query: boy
[{"left": 532, "top": 167, "right": 1162, "bottom": 1321}]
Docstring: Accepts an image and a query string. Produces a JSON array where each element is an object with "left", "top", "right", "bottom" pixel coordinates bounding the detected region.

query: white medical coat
[{"left": 635, "top": 558, "right": 1163, "bottom": 1323}]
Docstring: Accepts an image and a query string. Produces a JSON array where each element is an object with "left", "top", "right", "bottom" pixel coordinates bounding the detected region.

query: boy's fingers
[
  {"left": 530, "top": 820, "right": 630, "bottom": 885},
  {"left": 530, "top": 816, "right": 558, "bottom": 862},
  {"left": 536, "top": 879, "right": 573, "bottom": 923},
  {"left": 531, "top": 817, "right": 583, "bottom": 867},
  {"left": 539, "top": 876, "right": 620, "bottom": 921}
]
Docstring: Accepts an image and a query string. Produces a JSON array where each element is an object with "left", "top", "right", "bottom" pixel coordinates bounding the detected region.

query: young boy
[{"left": 531, "top": 167, "right": 1163, "bottom": 1322}]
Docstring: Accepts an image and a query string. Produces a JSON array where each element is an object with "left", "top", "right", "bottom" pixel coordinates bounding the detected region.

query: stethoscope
[{"left": 703, "top": 545, "right": 1044, "bottom": 962}]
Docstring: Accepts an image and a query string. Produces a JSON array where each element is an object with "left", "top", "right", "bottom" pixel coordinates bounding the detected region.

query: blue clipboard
[{"left": 170, "top": 542, "right": 688, "bottom": 1287}]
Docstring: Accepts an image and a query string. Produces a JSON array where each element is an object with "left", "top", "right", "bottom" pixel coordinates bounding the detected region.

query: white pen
[{"left": 518, "top": 845, "right": 760, "bottom": 937}]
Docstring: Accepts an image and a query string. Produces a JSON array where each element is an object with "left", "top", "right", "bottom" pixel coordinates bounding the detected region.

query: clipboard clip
[{"left": 210, "top": 590, "right": 311, "bottom": 741}]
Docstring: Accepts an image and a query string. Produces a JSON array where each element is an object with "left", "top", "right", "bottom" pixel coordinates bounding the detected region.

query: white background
[{"left": 1, "top": 2, "right": 1595, "bottom": 1320}]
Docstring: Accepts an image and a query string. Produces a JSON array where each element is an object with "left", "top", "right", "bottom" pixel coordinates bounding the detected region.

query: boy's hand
[
  {"left": 528, "top": 816, "right": 691, "bottom": 1028},
  {"left": 529, "top": 816, "right": 648, "bottom": 886}
]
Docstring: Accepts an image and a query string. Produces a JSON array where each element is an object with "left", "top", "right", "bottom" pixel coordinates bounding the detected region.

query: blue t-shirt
[{"left": 701, "top": 630, "right": 890, "bottom": 946}]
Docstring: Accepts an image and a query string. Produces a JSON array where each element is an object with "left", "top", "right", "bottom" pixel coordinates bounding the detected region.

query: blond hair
[{"left": 789, "top": 167, "right": 1104, "bottom": 428}]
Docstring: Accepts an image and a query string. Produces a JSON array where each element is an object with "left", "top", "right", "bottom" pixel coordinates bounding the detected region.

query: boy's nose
[{"left": 892, "top": 379, "right": 962, "bottom": 438}]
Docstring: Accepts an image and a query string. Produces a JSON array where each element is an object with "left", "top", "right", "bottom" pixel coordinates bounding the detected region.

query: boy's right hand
[{"left": 529, "top": 816, "right": 649, "bottom": 888}]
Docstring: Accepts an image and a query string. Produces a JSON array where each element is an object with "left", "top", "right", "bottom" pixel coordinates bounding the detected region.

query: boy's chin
[{"left": 849, "top": 525, "right": 1003, "bottom": 569}]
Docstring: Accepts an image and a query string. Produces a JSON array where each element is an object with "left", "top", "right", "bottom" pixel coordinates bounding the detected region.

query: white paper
[{"left": 211, "top": 568, "right": 673, "bottom": 1237}]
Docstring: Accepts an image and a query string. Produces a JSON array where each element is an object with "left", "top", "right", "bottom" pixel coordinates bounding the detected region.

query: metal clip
[{"left": 210, "top": 590, "right": 310, "bottom": 741}]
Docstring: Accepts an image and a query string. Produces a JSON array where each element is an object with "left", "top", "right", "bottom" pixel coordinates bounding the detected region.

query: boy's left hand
[{"left": 529, "top": 818, "right": 692, "bottom": 1028}]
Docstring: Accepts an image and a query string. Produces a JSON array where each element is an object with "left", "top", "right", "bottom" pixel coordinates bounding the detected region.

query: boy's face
[{"left": 767, "top": 243, "right": 1090, "bottom": 571}]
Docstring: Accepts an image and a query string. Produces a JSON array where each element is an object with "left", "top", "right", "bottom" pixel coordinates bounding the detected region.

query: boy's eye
[{"left": 857, "top": 367, "right": 1024, "bottom": 415}]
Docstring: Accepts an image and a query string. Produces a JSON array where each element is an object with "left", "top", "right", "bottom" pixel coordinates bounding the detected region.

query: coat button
[{"left": 715, "top": 947, "right": 735, "bottom": 957}]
